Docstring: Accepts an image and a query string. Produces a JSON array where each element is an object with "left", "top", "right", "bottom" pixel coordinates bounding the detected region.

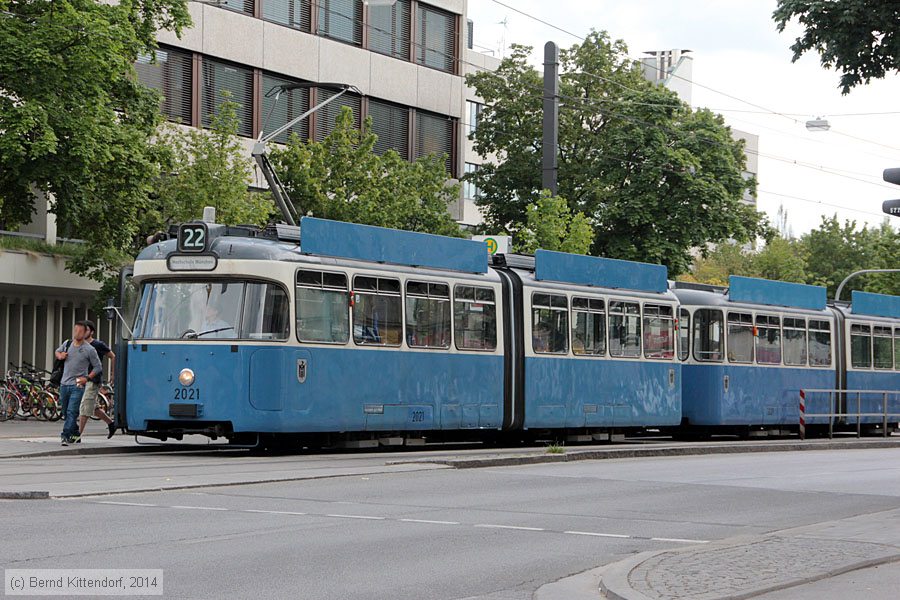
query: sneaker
[
  {"left": 70, "top": 435, "right": 81, "bottom": 444},
  {"left": 107, "top": 423, "right": 116, "bottom": 439},
  {"left": 60, "top": 438, "right": 69, "bottom": 447}
]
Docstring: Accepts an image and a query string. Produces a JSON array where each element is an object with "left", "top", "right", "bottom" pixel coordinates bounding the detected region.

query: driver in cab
[{"left": 199, "top": 304, "right": 234, "bottom": 339}]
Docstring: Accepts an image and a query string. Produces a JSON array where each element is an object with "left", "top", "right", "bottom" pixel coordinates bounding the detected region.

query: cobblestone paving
[{"left": 628, "top": 536, "right": 900, "bottom": 600}]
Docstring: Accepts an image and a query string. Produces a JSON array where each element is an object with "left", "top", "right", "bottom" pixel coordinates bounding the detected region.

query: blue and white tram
[
  {"left": 493, "top": 250, "right": 682, "bottom": 438},
  {"left": 832, "top": 290, "right": 900, "bottom": 431},
  {"left": 673, "top": 276, "right": 837, "bottom": 435},
  {"left": 121, "top": 218, "right": 507, "bottom": 446}
]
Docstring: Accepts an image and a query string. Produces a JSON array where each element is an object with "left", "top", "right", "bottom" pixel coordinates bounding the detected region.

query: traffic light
[{"left": 883, "top": 169, "right": 900, "bottom": 217}]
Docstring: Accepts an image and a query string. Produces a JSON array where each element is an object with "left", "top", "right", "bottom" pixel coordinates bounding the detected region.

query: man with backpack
[
  {"left": 75, "top": 320, "right": 116, "bottom": 440},
  {"left": 54, "top": 321, "right": 102, "bottom": 446}
]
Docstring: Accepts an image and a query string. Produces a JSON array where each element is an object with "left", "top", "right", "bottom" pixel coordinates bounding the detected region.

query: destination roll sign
[
  {"left": 169, "top": 222, "right": 218, "bottom": 271},
  {"left": 884, "top": 168, "right": 900, "bottom": 217}
]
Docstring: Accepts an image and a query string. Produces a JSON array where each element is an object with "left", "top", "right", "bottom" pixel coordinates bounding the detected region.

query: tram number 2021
[
  {"left": 409, "top": 409, "right": 426, "bottom": 423},
  {"left": 173, "top": 388, "right": 201, "bottom": 401}
]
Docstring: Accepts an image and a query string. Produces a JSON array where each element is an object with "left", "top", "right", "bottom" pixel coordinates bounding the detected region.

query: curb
[
  {"left": 388, "top": 439, "right": 900, "bottom": 469},
  {"left": 0, "top": 491, "right": 50, "bottom": 500},
  {"left": 0, "top": 443, "right": 234, "bottom": 460},
  {"left": 598, "top": 535, "right": 900, "bottom": 600}
]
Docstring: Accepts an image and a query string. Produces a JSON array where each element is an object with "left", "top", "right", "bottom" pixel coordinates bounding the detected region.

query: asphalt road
[{"left": 3, "top": 449, "right": 900, "bottom": 599}]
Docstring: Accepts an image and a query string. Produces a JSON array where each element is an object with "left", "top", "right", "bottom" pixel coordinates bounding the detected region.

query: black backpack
[{"left": 49, "top": 340, "right": 71, "bottom": 387}]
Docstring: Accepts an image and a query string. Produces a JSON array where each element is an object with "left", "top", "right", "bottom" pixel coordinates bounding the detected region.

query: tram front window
[{"left": 138, "top": 280, "right": 288, "bottom": 340}]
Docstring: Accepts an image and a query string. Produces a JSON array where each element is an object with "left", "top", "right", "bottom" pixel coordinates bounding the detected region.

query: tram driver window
[
  {"left": 643, "top": 304, "right": 675, "bottom": 360},
  {"left": 693, "top": 309, "right": 724, "bottom": 362},
  {"left": 454, "top": 285, "right": 497, "bottom": 351},
  {"left": 873, "top": 326, "right": 893, "bottom": 370},
  {"left": 755, "top": 315, "right": 782, "bottom": 365},
  {"left": 406, "top": 281, "right": 451, "bottom": 349},
  {"left": 532, "top": 293, "right": 568, "bottom": 354},
  {"left": 242, "top": 282, "right": 290, "bottom": 340},
  {"left": 808, "top": 320, "right": 832, "bottom": 366},
  {"left": 727, "top": 312, "right": 754, "bottom": 363},
  {"left": 850, "top": 323, "right": 872, "bottom": 368},
  {"left": 609, "top": 301, "right": 641, "bottom": 358},
  {"left": 295, "top": 270, "right": 350, "bottom": 343},
  {"left": 353, "top": 276, "right": 402, "bottom": 346}
]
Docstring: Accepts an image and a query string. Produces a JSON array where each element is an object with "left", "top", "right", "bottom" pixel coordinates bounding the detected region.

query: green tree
[
  {"left": 0, "top": 0, "right": 190, "bottom": 280},
  {"left": 751, "top": 236, "right": 807, "bottom": 283},
  {"left": 465, "top": 33, "right": 767, "bottom": 276},
  {"left": 773, "top": 0, "right": 900, "bottom": 94},
  {"left": 270, "top": 108, "right": 462, "bottom": 237},
  {"left": 517, "top": 190, "right": 593, "bottom": 254},
  {"left": 146, "top": 97, "right": 273, "bottom": 235},
  {"left": 684, "top": 243, "right": 757, "bottom": 287}
]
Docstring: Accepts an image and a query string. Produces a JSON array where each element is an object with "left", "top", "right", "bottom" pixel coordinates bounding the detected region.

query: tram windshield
[{"left": 136, "top": 280, "right": 290, "bottom": 340}]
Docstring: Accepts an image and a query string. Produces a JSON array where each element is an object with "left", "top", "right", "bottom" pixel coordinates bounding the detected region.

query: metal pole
[
  {"left": 857, "top": 392, "right": 862, "bottom": 438},
  {"left": 829, "top": 391, "right": 834, "bottom": 439},
  {"left": 834, "top": 269, "right": 900, "bottom": 302},
  {"left": 798, "top": 389, "right": 806, "bottom": 440},
  {"left": 542, "top": 41, "right": 559, "bottom": 195},
  {"left": 884, "top": 392, "right": 888, "bottom": 437}
]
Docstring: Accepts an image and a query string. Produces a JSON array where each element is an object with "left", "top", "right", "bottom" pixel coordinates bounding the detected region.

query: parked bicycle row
[{"left": 0, "top": 363, "right": 114, "bottom": 423}]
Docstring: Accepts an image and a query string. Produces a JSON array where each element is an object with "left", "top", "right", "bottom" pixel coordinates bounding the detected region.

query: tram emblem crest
[{"left": 297, "top": 359, "right": 308, "bottom": 383}]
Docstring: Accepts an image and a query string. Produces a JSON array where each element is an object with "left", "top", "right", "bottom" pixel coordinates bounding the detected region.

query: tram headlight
[{"left": 178, "top": 368, "right": 195, "bottom": 387}]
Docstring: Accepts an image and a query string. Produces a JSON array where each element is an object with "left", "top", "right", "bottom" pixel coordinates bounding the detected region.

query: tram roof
[
  {"left": 851, "top": 290, "right": 900, "bottom": 319},
  {"left": 531, "top": 249, "right": 669, "bottom": 294},
  {"left": 727, "top": 276, "right": 826, "bottom": 311}
]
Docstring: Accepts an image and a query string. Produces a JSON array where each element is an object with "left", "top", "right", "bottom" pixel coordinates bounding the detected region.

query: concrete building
[
  {"left": 642, "top": 49, "right": 759, "bottom": 208},
  {"left": 0, "top": 0, "right": 501, "bottom": 369}
]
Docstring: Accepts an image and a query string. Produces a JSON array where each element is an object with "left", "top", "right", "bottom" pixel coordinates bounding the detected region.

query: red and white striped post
[{"left": 799, "top": 389, "right": 806, "bottom": 440}]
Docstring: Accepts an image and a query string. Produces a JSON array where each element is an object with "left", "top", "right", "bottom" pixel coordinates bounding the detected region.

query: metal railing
[{"left": 800, "top": 389, "right": 900, "bottom": 439}]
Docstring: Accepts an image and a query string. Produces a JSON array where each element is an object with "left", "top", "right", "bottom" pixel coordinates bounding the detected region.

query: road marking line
[
  {"left": 243, "top": 509, "right": 308, "bottom": 516},
  {"left": 474, "top": 524, "right": 545, "bottom": 531},
  {"left": 650, "top": 537, "right": 709, "bottom": 544},
  {"left": 399, "top": 519, "right": 460, "bottom": 525},
  {"left": 564, "top": 531, "right": 631, "bottom": 539},
  {"left": 326, "top": 514, "right": 386, "bottom": 520},
  {"left": 170, "top": 505, "right": 228, "bottom": 511},
  {"left": 96, "top": 501, "right": 158, "bottom": 507}
]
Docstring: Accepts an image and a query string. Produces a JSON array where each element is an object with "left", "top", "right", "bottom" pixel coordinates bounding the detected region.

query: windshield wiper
[{"left": 186, "top": 327, "right": 234, "bottom": 339}]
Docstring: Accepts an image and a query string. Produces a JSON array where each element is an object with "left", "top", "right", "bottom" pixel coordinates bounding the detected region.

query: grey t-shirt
[{"left": 55, "top": 340, "right": 102, "bottom": 386}]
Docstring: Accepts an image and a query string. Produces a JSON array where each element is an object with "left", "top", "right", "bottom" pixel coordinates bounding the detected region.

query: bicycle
[{"left": 90, "top": 382, "right": 115, "bottom": 421}]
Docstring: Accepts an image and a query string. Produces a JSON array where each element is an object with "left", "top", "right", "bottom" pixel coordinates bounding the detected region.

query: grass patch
[
  {"left": 545, "top": 442, "right": 565, "bottom": 455},
  {"left": 0, "top": 235, "right": 82, "bottom": 257}
]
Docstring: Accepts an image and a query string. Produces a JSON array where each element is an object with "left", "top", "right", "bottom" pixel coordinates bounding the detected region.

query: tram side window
[
  {"left": 571, "top": 297, "right": 606, "bottom": 356},
  {"left": 406, "top": 281, "right": 451, "bottom": 349},
  {"left": 895, "top": 329, "right": 900, "bottom": 370},
  {"left": 782, "top": 317, "right": 807, "bottom": 366},
  {"left": 532, "top": 293, "right": 568, "bottom": 354},
  {"left": 454, "top": 285, "right": 497, "bottom": 351},
  {"left": 850, "top": 324, "right": 872, "bottom": 368},
  {"left": 693, "top": 309, "right": 724, "bottom": 362},
  {"left": 296, "top": 270, "right": 349, "bottom": 343},
  {"left": 353, "top": 276, "right": 402, "bottom": 346},
  {"left": 678, "top": 309, "right": 690, "bottom": 361},
  {"left": 808, "top": 320, "right": 832, "bottom": 366},
  {"left": 643, "top": 304, "right": 675, "bottom": 360},
  {"left": 755, "top": 315, "right": 782, "bottom": 365},
  {"left": 609, "top": 300, "right": 641, "bottom": 358},
  {"left": 873, "top": 326, "right": 893, "bottom": 370},
  {"left": 242, "top": 282, "right": 290, "bottom": 340},
  {"left": 727, "top": 312, "right": 754, "bottom": 363}
]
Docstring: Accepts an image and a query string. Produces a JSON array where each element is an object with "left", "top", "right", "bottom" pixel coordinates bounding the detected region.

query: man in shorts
[{"left": 76, "top": 320, "right": 116, "bottom": 441}]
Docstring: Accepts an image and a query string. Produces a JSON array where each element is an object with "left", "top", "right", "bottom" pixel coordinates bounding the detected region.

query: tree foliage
[
  {"left": 773, "top": 0, "right": 900, "bottom": 94},
  {"left": 686, "top": 215, "right": 900, "bottom": 298},
  {"left": 517, "top": 190, "right": 593, "bottom": 254},
  {"left": 465, "top": 32, "right": 768, "bottom": 276},
  {"left": 270, "top": 108, "right": 463, "bottom": 237},
  {"left": 146, "top": 98, "right": 273, "bottom": 234},
  {"left": 0, "top": 0, "right": 190, "bottom": 279}
]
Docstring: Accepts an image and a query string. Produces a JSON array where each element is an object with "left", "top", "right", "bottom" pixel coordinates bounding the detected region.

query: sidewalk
[{"left": 600, "top": 508, "right": 900, "bottom": 600}]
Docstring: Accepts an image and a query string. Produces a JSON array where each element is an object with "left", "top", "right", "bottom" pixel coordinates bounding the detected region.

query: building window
[
  {"left": 415, "top": 111, "right": 454, "bottom": 174},
  {"left": 314, "top": 88, "right": 362, "bottom": 141},
  {"left": 368, "top": 99, "right": 409, "bottom": 159},
  {"left": 466, "top": 100, "right": 483, "bottom": 135},
  {"left": 135, "top": 46, "right": 193, "bottom": 124},
  {"left": 202, "top": 58, "right": 254, "bottom": 137},
  {"left": 416, "top": 3, "right": 455, "bottom": 73},
  {"left": 318, "top": 0, "right": 363, "bottom": 45},
  {"left": 368, "top": 0, "right": 410, "bottom": 59},
  {"left": 261, "top": 73, "right": 310, "bottom": 144},
  {"left": 463, "top": 163, "right": 481, "bottom": 200},
  {"left": 263, "top": 0, "right": 311, "bottom": 31},
  {"left": 219, "top": 0, "right": 254, "bottom": 15}
]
